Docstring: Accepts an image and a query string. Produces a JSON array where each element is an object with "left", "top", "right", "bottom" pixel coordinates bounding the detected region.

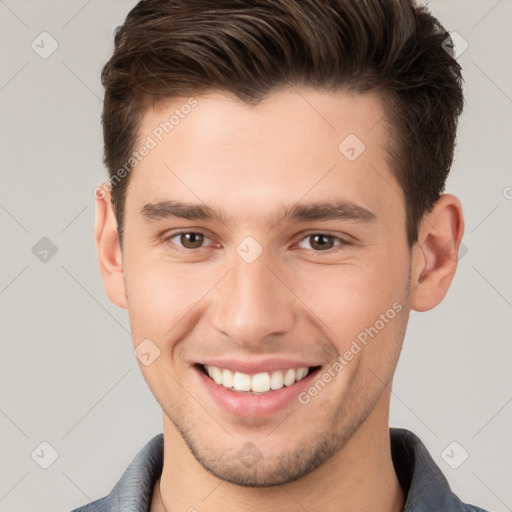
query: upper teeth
[{"left": 204, "top": 365, "right": 310, "bottom": 393}]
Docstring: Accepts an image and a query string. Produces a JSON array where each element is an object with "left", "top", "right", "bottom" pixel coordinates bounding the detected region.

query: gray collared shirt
[{"left": 70, "top": 428, "right": 489, "bottom": 511}]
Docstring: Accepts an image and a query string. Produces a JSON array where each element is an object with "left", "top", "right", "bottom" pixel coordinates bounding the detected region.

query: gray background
[{"left": 0, "top": 1, "right": 511, "bottom": 511}]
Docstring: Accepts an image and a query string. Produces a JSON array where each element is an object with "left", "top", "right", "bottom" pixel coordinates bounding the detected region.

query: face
[{"left": 114, "top": 88, "right": 413, "bottom": 486}]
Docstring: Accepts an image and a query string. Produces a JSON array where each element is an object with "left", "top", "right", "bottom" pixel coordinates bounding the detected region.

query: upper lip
[{"left": 195, "top": 358, "right": 321, "bottom": 375}]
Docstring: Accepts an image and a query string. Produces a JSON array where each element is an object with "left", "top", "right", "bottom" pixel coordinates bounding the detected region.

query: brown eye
[
  {"left": 298, "top": 233, "right": 344, "bottom": 251},
  {"left": 166, "top": 232, "right": 210, "bottom": 250},
  {"left": 179, "top": 232, "right": 205, "bottom": 249}
]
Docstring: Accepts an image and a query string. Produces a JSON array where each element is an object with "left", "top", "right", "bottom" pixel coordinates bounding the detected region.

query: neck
[{"left": 154, "top": 394, "right": 403, "bottom": 512}]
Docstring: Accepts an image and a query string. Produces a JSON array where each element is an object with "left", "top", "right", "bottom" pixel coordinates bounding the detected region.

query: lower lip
[{"left": 194, "top": 365, "right": 321, "bottom": 418}]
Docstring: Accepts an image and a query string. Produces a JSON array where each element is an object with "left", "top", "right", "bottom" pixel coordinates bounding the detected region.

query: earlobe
[
  {"left": 409, "top": 194, "right": 465, "bottom": 312},
  {"left": 95, "top": 184, "right": 128, "bottom": 309}
]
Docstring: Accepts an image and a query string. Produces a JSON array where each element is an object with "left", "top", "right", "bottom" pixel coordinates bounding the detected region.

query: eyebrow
[{"left": 140, "top": 199, "right": 377, "bottom": 225}]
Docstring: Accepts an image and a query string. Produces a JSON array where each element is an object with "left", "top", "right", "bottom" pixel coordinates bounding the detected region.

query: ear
[
  {"left": 409, "top": 193, "right": 465, "bottom": 312},
  {"left": 95, "top": 184, "right": 128, "bottom": 309}
]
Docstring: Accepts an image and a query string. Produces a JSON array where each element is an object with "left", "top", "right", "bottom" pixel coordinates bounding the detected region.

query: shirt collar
[{"left": 390, "top": 427, "right": 476, "bottom": 511}]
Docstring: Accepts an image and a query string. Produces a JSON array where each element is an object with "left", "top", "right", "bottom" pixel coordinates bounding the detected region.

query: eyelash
[{"left": 163, "top": 231, "right": 350, "bottom": 253}]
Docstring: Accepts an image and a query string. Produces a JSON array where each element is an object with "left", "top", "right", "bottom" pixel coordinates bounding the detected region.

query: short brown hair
[{"left": 101, "top": 0, "right": 464, "bottom": 248}]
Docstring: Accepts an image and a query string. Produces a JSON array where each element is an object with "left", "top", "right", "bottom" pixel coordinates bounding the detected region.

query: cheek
[
  {"left": 124, "top": 261, "right": 206, "bottom": 394},
  {"left": 289, "top": 257, "right": 407, "bottom": 340},
  {"left": 124, "top": 257, "right": 219, "bottom": 342}
]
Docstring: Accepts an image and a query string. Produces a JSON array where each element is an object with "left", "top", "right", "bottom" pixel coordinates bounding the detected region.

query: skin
[{"left": 95, "top": 87, "right": 464, "bottom": 512}]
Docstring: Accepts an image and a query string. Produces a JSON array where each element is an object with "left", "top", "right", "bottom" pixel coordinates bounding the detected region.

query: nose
[{"left": 209, "top": 249, "right": 296, "bottom": 349}]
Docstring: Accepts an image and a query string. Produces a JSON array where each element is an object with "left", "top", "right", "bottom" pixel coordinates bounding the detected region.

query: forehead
[
  {"left": 147, "top": 87, "right": 388, "bottom": 153},
  {"left": 127, "top": 87, "right": 400, "bottom": 227}
]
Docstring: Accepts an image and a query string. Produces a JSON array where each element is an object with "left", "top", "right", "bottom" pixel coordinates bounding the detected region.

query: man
[{"left": 71, "top": 0, "right": 489, "bottom": 510}]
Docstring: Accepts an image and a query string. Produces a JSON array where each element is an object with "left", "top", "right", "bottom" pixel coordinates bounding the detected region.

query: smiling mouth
[{"left": 195, "top": 363, "right": 322, "bottom": 394}]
